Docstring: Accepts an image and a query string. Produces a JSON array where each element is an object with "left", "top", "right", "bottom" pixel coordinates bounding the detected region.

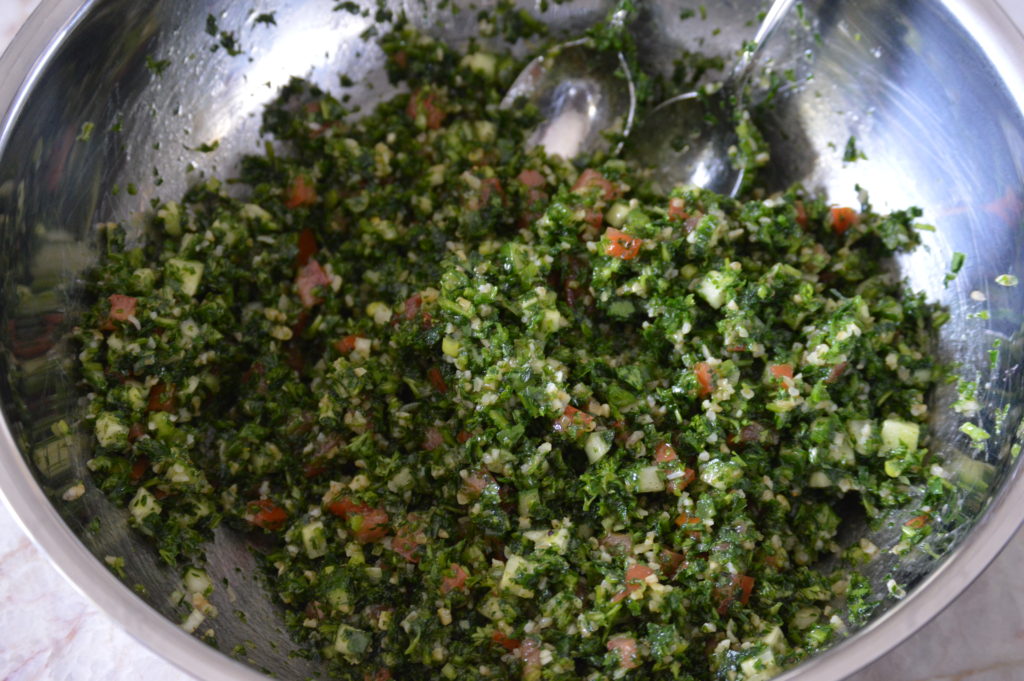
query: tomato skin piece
[
  {"left": 552, "top": 405, "right": 595, "bottom": 434},
  {"left": 284, "top": 175, "right": 317, "bottom": 209},
  {"left": 717, "top": 574, "right": 756, "bottom": 614},
  {"left": 674, "top": 512, "right": 702, "bottom": 528},
  {"left": 108, "top": 294, "right": 137, "bottom": 323},
  {"left": 334, "top": 334, "right": 362, "bottom": 354},
  {"left": 607, "top": 636, "right": 639, "bottom": 670},
  {"left": 516, "top": 169, "right": 546, "bottom": 188},
  {"left": 296, "top": 258, "right": 331, "bottom": 308},
  {"left": 667, "top": 196, "right": 688, "bottom": 221},
  {"left": 245, "top": 499, "right": 288, "bottom": 531},
  {"left": 654, "top": 442, "right": 678, "bottom": 462},
  {"left": 611, "top": 564, "right": 655, "bottom": 603},
  {"left": 492, "top": 631, "right": 521, "bottom": 651},
  {"left": 296, "top": 227, "right": 318, "bottom": 266},
  {"left": 147, "top": 382, "right": 176, "bottom": 412},
  {"left": 440, "top": 563, "right": 469, "bottom": 594},
  {"left": 794, "top": 200, "right": 808, "bottom": 229},
  {"left": 666, "top": 468, "right": 696, "bottom": 494},
  {"left": 602, "top": 227, "right": 643, "bottom": 260},
  {"left": 905, "top": 514, "right": 930, "bottom": 529},
  {"left": 406, "top": 88, "right": 446, "bottom": 129},
  {"left": 695, "top": 362, "right": 714, "bottom": 397},
  {"left": 427, "top": 367, "right": 448, "bottom": 394},
  {"left": 769, "top": 363, "right": 794, "bottom": 379},
  {"left": 327, "top": 498, "right": 389, "bottom": 543},
  {"left": 658, "top": 549, "right": 688, "bottom": 577},
  {"left": 830, "top": 206, "right": 858, "bottom": 234},
  {"left": 572, "top": 169, "right": 620, "bottom": 201}
]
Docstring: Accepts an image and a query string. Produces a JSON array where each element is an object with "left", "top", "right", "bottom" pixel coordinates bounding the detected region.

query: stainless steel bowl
[{"left": 1, "top": 1, "right": 1023, "bottom": 680}]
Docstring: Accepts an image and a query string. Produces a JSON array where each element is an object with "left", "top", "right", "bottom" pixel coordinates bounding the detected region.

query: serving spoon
[{"left": 503, "top": 0, "right": 798, "bottom": 196}]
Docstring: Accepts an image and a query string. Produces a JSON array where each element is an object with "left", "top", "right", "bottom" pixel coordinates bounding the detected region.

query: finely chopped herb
[{"left": 76, "top": 24, "right": 949, "bottom": 681}]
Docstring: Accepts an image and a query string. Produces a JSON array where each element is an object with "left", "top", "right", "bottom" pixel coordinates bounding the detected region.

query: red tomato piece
[
  {"left": 607, "top": 636, "right": 639, "bottom": 670},
  {"left": 794, "top": 200, "right": 808, "bottom": 229},
  {"left": 440, "top": 563, "right": 469, "bottom": 594},
  {"left": 658, "top": 549, "right": 688, "bottom": 578},
  {"left": 245, "top": 499, "right": 288, "bottom": 531},
  {"left": 552, "top": 405, "right": 595, "bottom": 434},
  {"left": 108, "top": 294, "right": 137, "bottom": 323},
  {"left": 674, "top": 512, "right": 702, "bottom": 528},
  {"left": 654, "top": 442, "right": 678, "bottom": 462},
  {"left": 666, "top": 468, "right": 696, "bottom": 494},
  {"left": 695, "top": 362, "right": 714, "bottom": 397},
  {"left": 516, "top": 169, "right": 546, "bottom": 188},
  {"left": 422, "top": 427, "right": 444, "bottom": 451},
  {"left": 600, "top": 533, "right": 633, "bottom": 555},
  {"left": 603, "top": 227, "right": 643, "bottom": 260},
  {"left": 572, "top": 169, "right": 620, "bottom": 201},
  {"left": 334, "top": 334, "right": 363, "bottom": 354},
  {"left": 667, "top": 196, "right": 688, "bottom": 221},
  {"left": 406, "top": 88, "right": 446, "bottom": 129},
  {"left": 284, "top": 175, "right": 317, "bottom": 209},
  {"left": 147, "top": 382, "right": 176, "bottom": 412},
  {"left": 401, "top": 293, "right": 423, "bottom": 321},
  {"left": 769, "top": 363, "right": 793, "bottom": 379},
  {"left": 296, "top": 227, "right": 318, "bottom": 267},
  {"left": 427, "top": 367, "right": 448, "bottom": 394},
  {"left": 612, "top": 564, "right": 655, "bottom": 603},
  {"left": 390, "top": 531, "right": 423, "bottom": 562},
  {"left": 830, "top": 206, "right": 858, "bottom": 234},
  {"left": 296, "top": 258, "right": 331, "bottom": 308},
  {"left": 827, "top": 361, "right": 848, "bottom": 383},
  {"left": 492, "top": 631, "right": 522, "bottom": 651}
]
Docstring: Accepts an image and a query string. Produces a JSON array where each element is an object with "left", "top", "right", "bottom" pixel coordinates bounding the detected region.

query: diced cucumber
[
  {"left": 518, "top": 488, "right": 540, "bottom": 518},
  {"left": 584, "top": 431, "right": 612, "bottom": 464},
  {"left": 460, "top": 52, "right": 497, "bottom": 79},
  {"left": 523, "top": 527, "right": 570, "bottom": 553},
  {"left": 301, "top": 520, "right": 328, "bottom": 559},
  {"left": 636, "top": 465, "right": 665, "bottom": 493},
  {"left": 828, "top": 432, "right": 855, "bottom": 466},
  {"left": 700, "top": 458, "right": 743, "bottom": 490},
  {"left": 499, "top": 554, "right": 535, "bottom": 598},
  {"left": 334, "top": 624, "right": 371, "bottom": 661},
  {"left": 129, "top": 487, "right": 161, "bottom": 523},
  {"left": 183, "top": 567, "right": 213, "bottom": 596},
  {"left": 95, "top": 411, "right": 129, "bottom": 448},
  {"left": 165, "top": 258, "right": 204, "bottom": 296},
  {"left": 698, "top": 270, "right": 733, "bottom": 310},
  {"left": 846, "top": 419, "right": 877, "bottom": 455},
  {"left": 880, "top": 419, "right": 919, "bottom": 452}
]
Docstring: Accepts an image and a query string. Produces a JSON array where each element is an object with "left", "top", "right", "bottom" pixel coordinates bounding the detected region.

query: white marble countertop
[{"left": 3, "top": 2, "right": 1024, "bottom": 680}]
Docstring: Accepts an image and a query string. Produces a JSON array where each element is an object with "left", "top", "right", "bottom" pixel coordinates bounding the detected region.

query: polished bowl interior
[{"left": 1, "top": 1, "right": 1023, "bottom": 680}]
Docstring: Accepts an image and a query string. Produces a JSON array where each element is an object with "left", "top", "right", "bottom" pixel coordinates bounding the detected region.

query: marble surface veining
[{"left": 2, "top": 1, "right": 1024, "bottom": 680}]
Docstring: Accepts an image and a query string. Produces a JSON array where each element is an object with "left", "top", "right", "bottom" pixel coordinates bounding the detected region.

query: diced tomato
[
  {"left": 654, "top": 442, "right": 678, "bottom": 463},
  {"left": 128, "top": 423, "right": 147, "bottom": 443},
  {"left": 296, "top": 258, "right": 331, "bottom": 308},
  {"left": 147, "top": 382, "right": 176, "bottom": 412},
  {"left": 406, "top": 88, "right": 446, "bottom": 130},
  {"left": 516, "top": 169, "right": 546, "bottom": 188},
  {"left": 717, "top": 574, "right": 755, "bottom": 614},
  {"left": 285, "top": 175, "right": 317, "bottom": 209},
  {"left": 695, "top": 362, "right": 714, "bottom": 397},
  {"left": 667, "top": 196, "right": 688, "bottom": 221},
  {"left": 572, "top": 169, "right": 620, "bottom": 201},
  {"left": 794, "top": 200, "right": 808, "bottom": 229},
  {"left": 492, "top": 631, "right": 522, "bottom": 651},
  {"left": 390, "top": 50, "right": 408, "bottom": 69},
  {"left": 427, "top": 367, "right": 448, "bottom": 394},
  {"left": 658, "top": 549, "right": 688, "bottom": 577},
  {"left": 769, "top": 363, "right": 793, "bottom": 379},
  {"left": 350, "top": 507, "right": 389, "bottom": 543},
  {"left": 552, "top": 405, "right": 595, "bottom": 434},
  {"left": 830, "top": 206, "right": 858, "bottom": 234},
  {"left": 612, "top": 564, "right": 655, "bottom": 603},
  {"left": 107, "top": 294, "right": 137, "bottom": 323},
  {"left": 296, "top": 228, "right": 318, "bottom": 266},
  {"left": 666, "top": 468, "right": 696, "bottom": 494},
  {"left": 401, "top": 293, "right": 423, "bottom": 321},
  {"left": 607, "top": 636, "right": 639, "bottom": 670},
  {"left": 600, "top": 533, "right": 633, "bottom": 555},
  {"left": 456, "top": 430, "right": 473, "bottom": 444},
  {"left": 603, "top": 227, "right": 643, "bottom": 260},
  {"left": 327, "top": 497, "right": 371, "bottom": 517},
  {"left": 334, "top": 334, "right": 363, "bottom": 354},
  {"left": 440, "top": 563, "right": 469, "bottom": 594},
  {"left": 245, "top": 499, "right": 289, "bottom": 531},
  {"left": 363, "top": 669, "right": 391, "bottom": 681},
  {"left": 905, "top": 514, "right": 930, "bottom": 529},
  {"left": 826, "top": 361, "right": 848, "bottom": 384},
  {"left": 674, "top": 512, "right": 702, "bottom": 528},
  {"left": 129, "top": 457, "right": 149, "bottom": 483},
  {"left": 726, "top": 343, "right": 747, "bottom": 352},
  {"left": 462, "top": 469, "right": 496, "bottom": 499},
  {"left": 422, "top": 427, "right": 445, "bottom": 451},
  {"left": 391, "top": 530, "right": 423, "bottom": 562}
]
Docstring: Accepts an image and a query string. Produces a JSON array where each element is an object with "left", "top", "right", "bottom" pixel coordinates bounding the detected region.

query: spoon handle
[{"left": 733, "top": 0, "right": 800, "bottom": 83}]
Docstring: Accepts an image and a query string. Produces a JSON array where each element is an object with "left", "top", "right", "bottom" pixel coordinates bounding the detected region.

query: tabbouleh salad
[{"left": 75, "top": 16, "right": 950, "bottom": 681}]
